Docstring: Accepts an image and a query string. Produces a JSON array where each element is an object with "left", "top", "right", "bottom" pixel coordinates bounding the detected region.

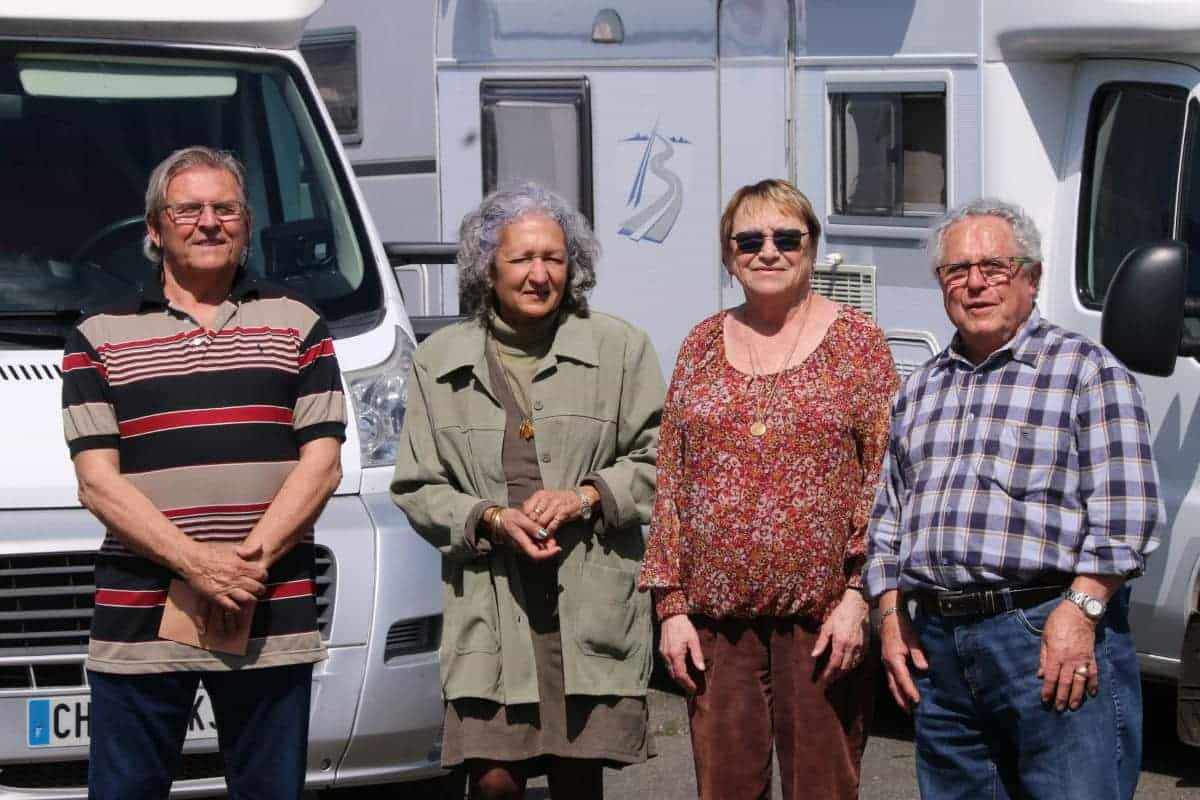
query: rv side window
[
  {"left": 301, "top": 28, "right": 361, "bottom": 145},
  {"left": 480, "top": 79, "right": 593, "bottom": 222},
  {"left": 1077, "top": 82, "right": 1186, "bottom": 308},
  {"left": 830, "top": 89, "right": 946, "bottom": 221}
]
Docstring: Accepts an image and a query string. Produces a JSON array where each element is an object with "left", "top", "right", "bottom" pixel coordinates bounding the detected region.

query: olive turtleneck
[{"left": 487, "top": 308, "right": 557, "bottom": 414}]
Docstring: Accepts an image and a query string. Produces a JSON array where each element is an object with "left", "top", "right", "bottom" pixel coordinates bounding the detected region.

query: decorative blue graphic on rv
[{"left": 618, "top": 120, "right": 691, "bottom": 244}]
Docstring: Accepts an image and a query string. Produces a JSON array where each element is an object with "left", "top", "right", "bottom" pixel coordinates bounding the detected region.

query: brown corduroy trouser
[{"left": 686, "top": 616, "right": 874, "bottom": 800}]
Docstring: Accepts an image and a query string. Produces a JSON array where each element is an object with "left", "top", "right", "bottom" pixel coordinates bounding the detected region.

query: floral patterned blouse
[{"left": 639, "top": 306, "right": 899, "bottom": 622}]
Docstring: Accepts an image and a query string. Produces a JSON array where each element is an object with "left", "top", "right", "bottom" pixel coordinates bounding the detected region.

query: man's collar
[
  {"left": 136, "top": 264, "right": 259, "bottom": 310},
  {"left": 945, "top": 307, "right": 1044, "bottom": 369}
]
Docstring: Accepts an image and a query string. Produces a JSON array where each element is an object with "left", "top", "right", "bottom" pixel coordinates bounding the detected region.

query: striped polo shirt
[{"left": 61, "top": 268, "right": 346, "bottom": 674}]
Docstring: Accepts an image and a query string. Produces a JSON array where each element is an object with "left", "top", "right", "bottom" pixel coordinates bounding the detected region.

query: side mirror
[{"left": 1101, "top": 241, "right": 1190, "bottom": 377}]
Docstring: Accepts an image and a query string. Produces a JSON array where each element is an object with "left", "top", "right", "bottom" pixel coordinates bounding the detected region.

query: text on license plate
[{"left": 27, "top": 690, "right": 218, "bottom": 748}]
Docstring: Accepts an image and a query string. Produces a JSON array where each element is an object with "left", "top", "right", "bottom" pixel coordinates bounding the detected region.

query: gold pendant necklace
[
  {"left": 744, "top": 300, "right": 811, "bottom": 438},
  {"left": 489, "top": 335, "right": 537, "bottom": 441}
]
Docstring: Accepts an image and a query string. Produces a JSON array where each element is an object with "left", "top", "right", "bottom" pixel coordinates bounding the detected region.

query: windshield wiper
[{"left": 0, "top": 309, "right": 81, "bottom": 320}]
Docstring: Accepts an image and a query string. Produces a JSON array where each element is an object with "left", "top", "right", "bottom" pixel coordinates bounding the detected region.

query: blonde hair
[{"left": 718, "top": 179, "right": 821, "bottom": 267}]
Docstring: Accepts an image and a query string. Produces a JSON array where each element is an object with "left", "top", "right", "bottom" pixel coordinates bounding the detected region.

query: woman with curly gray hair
[{"left": 392, "top": 183, "right": 665, "bottom": 799}]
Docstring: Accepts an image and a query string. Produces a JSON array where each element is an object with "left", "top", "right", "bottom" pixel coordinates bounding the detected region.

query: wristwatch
[
  {"left": 575, "top": 487, "right": 593, "bottom": 521},
  {"left": 1063, "top": 589, "right": 1106, "bottom": 622}
]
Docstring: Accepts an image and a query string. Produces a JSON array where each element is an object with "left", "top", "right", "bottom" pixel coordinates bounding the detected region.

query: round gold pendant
[{"left": 749, "top": 421, "right": 767, "bottom": 437}]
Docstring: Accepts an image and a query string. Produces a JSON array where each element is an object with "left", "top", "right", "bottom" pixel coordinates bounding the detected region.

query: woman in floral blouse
[{"left": 639, "top": 179, "right": 898, "bottom": 800}]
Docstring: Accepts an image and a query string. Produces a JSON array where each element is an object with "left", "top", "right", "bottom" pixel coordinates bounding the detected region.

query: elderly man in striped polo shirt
[
  {"left": 865, "top": 198, "right": 1162, "bottom": 800},
  {"left": 61, "top": 146, "right": 344, "bottom": 799}
]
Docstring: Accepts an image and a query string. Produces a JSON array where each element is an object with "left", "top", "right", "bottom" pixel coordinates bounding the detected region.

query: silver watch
[
  {"left": 1063, "top": 589, "right": 1106, "bottom": 622},
  {"left": 575, "top": 487, "right": 593, "bottom": 521}
]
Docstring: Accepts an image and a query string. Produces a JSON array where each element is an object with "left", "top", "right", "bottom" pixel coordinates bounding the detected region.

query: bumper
[{"left": 0, "top": 494, "right": 445, "bottom": 797}]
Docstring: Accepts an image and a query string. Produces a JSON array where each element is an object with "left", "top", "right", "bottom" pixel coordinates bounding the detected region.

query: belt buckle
[{"left": 937, "top": 591, "right": 967, "bottom": 617}]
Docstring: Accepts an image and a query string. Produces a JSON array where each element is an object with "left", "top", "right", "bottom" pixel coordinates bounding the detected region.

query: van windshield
[{"left": 0, "top": 46, "right": 382, "bottom": 343}]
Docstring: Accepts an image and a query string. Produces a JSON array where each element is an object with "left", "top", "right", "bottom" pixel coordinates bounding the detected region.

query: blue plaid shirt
[{"left": 864, "top": 309, "right": 1162, "bottom": 598}]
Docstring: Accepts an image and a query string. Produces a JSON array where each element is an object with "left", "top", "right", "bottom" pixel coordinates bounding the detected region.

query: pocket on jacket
[
  {"left": 574, "top": 564, "right": 644, "bottom": 660},
  {"left": 450, "top": 561, "right": 501, "bottom": 655}
]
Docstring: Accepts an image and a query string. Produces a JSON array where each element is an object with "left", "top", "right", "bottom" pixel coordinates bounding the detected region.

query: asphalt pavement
[
  {"left": 526, "top": 679, "right": 1200, "bottom": 799},
  {"left": 313, "top": 677, "right": 1200, "bottom": 798}
]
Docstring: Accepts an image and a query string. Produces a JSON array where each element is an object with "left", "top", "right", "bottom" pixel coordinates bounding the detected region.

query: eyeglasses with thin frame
[
  {"left": 730, "top": 228, "right": 809, "bottom": 255},
  {"left": 935, "top": 256, "right": 1035, "bottom": 288},
  {"left": 162, "top": 200, "right": 247, "bottom": 225}
]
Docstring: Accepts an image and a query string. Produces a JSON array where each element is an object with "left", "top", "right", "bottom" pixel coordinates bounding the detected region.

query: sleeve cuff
[
  {"left": 295, "top": 421, "right": 347, "bottom": 446},
  {"left": 463, "top": 500, "right": 495, "bottom": 555},
  {"left": 67, "top": 434, "right": 120, "bottom": 457},
  {"left": 653, "top": 588, "right": 689, "bottom": 621}
]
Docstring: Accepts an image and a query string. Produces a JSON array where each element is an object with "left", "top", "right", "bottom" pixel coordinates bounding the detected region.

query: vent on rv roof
[
  {"left": 812, "top": 262, "right": 876, "bottom": 319},
  {"left": 0, "top": 362, "right": 62, "bottom": 381}
]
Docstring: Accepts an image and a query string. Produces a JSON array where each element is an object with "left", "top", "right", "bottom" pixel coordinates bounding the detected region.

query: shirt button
[
  {"left": 541, "top": 453, "right": 551, "bottom": 463},
  {"left": 533, "top": 400, "right": 544, "bottom": 411}
]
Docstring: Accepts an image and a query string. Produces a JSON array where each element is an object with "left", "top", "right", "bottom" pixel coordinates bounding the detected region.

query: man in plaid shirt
[{"left": 865, "top": 198, "right": 1162, "bottom": 800}]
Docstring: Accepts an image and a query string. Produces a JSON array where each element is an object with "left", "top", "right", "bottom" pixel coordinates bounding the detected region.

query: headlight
[{"left": 345, "top": 326, "right": 415, "bottom": 468}]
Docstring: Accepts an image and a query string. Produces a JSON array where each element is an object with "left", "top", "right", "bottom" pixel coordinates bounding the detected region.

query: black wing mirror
[{"left": 1100, "top": 240, "right": 1200, "bottom": 377}]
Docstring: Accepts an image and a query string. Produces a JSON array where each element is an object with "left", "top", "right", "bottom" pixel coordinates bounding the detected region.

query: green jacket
[{"left": 391, "top": 311, "right": 665, "bottom": 704}]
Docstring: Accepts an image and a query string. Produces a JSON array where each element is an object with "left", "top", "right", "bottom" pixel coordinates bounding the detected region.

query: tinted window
[
  {"left": 0, "top": 45, "right": 380, "bottom": 339},
  {"left": 830, "top": 90, "right": 946, "bottom": 219},
  {"left": 481, "top": 78, "right": 593, "bottom": 223},
  {"left": 1077, "top": 83, "right": 1186, "bottom": 307},
  {"left": 301, "top": 28, "right": 360, "bottom": 143}
]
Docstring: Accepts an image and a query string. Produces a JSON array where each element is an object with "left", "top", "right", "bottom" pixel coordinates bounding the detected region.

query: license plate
[{"left": 26, "top": 689, "right": 219, "bottom": 748}]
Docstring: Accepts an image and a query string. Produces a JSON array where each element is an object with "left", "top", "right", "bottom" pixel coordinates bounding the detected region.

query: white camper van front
[{"left": 0, "top": 1, "right": 449, "bottom": 796}]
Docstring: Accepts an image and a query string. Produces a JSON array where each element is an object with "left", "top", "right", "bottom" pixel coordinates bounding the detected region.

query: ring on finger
[
  {"left": 534, "top": 505, "right": 546, "bottom": 514},
  {"left": 1073, "top": 665, "right": 1090, "bottom": 677},
  {"left": 534, "top": 527, "right": 550, "bottom": 541}
]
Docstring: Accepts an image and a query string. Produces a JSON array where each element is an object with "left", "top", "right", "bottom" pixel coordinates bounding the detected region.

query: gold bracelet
[
  {"left": 481, "top": 506, "right": 500, "bottom": 538},
  {"left": 879, "top": 606, "right": 900, "bottom": 620},
  {"left": 488, "top": 506, "right": 505, "bottom": 538}
]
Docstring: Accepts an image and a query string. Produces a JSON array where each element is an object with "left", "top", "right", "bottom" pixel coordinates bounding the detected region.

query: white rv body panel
[
  {"left": 0, "top": 0, "right": 322, "bottom": 49},
  {"left": 419, "top": 0, "right": 1200, "bottom": 712}
]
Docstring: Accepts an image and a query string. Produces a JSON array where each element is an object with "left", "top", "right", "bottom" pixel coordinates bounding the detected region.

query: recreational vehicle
[
  {"left": 411, "top": 0, "right": 1200, "bottom": 743},
  {"left": 0, "top": 1, "right": 451, "bottom": 796}
]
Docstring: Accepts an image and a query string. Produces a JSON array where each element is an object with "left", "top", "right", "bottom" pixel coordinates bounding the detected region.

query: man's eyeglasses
[
  {"left": 731, "top": 228, "right": 808, "bottom": 255},
  {"left": 163, "top": 200, "right": 246, "bottom": 225},
  {"left": 935, "top": 256, "right": 1034, "bottom": 287}
]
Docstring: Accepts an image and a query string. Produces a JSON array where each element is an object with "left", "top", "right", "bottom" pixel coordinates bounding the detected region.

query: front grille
[
  {"left": 0, "top": 552, "right": 95, "bottom": 654},
  {"left": 384, "top": 615, "right": 441, "bottom": 661},
  {"left": 0, "top": 362, "right": 62, "bottom": 381},
  {"left": 0, "top": 751, "right": 225, "bottom": 789},
  {"left": 313, "top": 546, "right": 335, "bottom": 639},
  {"left": 0, "top": 546, "right": 338, "bottom": 657}
]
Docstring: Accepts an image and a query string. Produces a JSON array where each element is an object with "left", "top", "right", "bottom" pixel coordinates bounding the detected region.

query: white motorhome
[
  {"left": 415, "top": 0, "right": 1200, "bottom": 743},
  {"left": 0, "top": 1, "right": 452, "bottom": 796}
]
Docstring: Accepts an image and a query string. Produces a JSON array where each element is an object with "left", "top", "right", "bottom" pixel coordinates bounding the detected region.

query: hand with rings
[
  {"left": 1039, "top": 599, "right": 1101, "bottom": 711},
  {"left": 521, "top": 488, "right": 598, "bottom": 539},
  {"left": 488, "top": 506, "right": 561, "bottom": 562}
]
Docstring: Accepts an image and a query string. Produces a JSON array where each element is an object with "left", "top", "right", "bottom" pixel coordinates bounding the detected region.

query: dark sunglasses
[{"left": 730, "top": 228, "right": 808, "bottom": 254}]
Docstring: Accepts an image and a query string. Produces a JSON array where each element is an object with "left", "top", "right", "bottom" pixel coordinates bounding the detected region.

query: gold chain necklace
[
  {"left": 488, "top": 336, "right": 536, "bottom": 441},
  {"left": 743, "top": 302, "right": 811, "bottom": 438}
]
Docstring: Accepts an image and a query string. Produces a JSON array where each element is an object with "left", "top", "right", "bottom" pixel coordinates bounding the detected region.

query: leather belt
[{"left": 915, "top": 584, "right": 1067, "bottom": 618}]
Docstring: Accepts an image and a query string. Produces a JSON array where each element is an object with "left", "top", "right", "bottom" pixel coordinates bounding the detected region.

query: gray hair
[
  {"left": 928, "top": 197, "right": 1043, "bottom": 276},
  {"left": 457, "top": 182, "right": 598, "bottom": 322},
  {"left": 143, "top": 146, "right": 250, "bottom": 264}
]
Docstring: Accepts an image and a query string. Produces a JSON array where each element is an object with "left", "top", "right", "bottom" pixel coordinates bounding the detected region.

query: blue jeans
[
  {"left": 911, "top": 588, "right": 1141, "bottom": 800},
  {"left": 87, "top": 663, "right": 313, "bottom": 800}
]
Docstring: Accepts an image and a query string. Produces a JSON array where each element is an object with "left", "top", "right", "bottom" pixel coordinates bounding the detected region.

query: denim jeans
[
  {"left": 911, "top": 587, "right": 1141, "bottom": 800},
  {"left": 87, "top": 662, "right": 313, "bottom": 800}
]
